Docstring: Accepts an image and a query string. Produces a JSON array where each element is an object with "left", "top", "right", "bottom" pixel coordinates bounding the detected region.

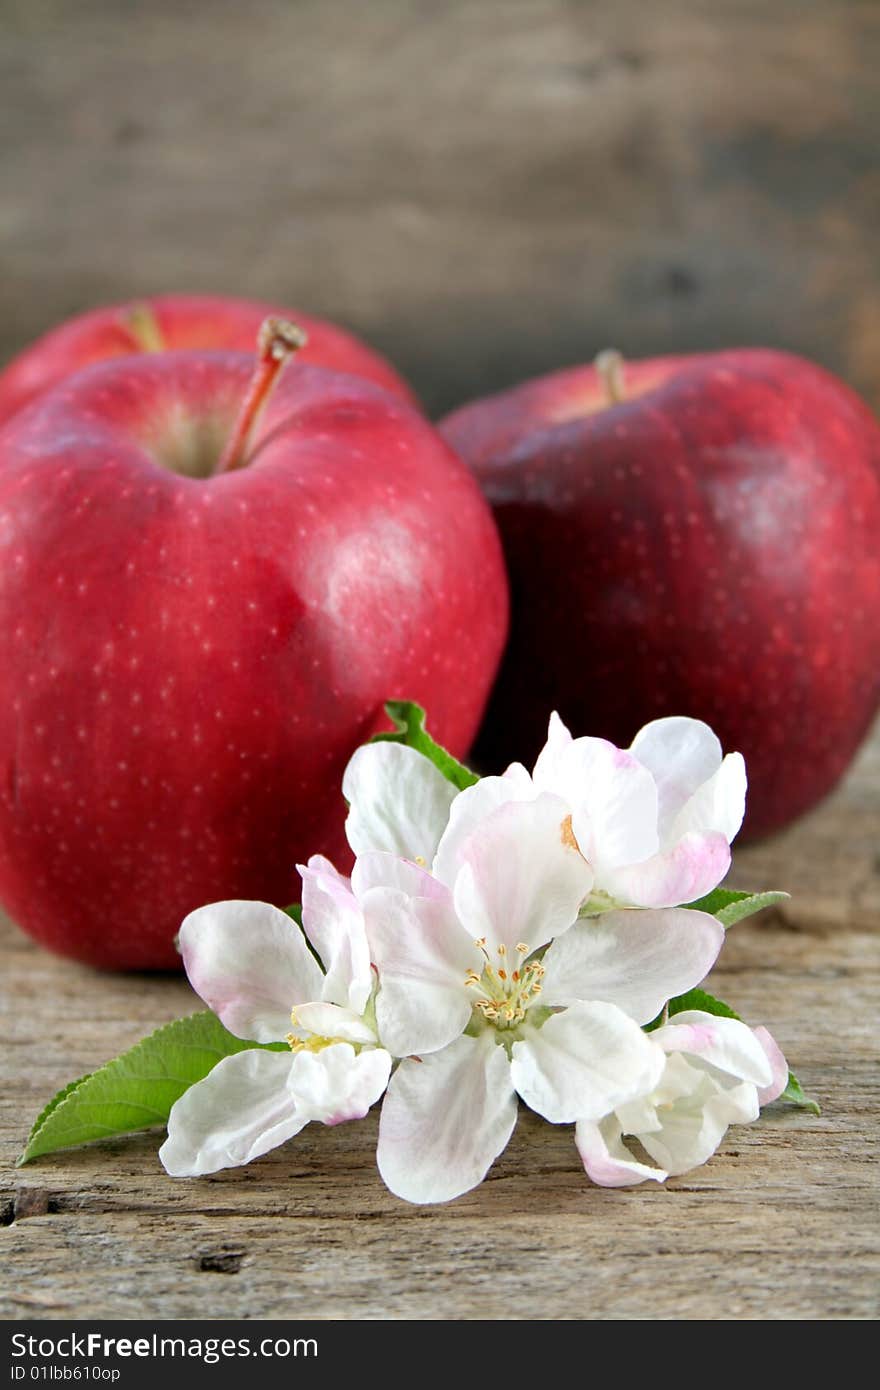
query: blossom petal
[
  {"left": 179, "top": 901, "right": 324, "bottom": 1043},
  {"left": 534, "top": 736, "right": 659, "bottom": 871},
  {"left": 510, "top": 1002, "right": 664, "bottom": 1123},
  {"left": 638, "top": 1064, "right": 760, "bottom": 1176},
  {"left": 599, "top": 831, "right": 731, "bottom": 908},
  {"left": 343, "top": 742, "right": 457, "bottom": 862},
  {"left": 540, "top": 909, "right": 724, "bottom": 1024},
  {"left": 288, "top": 1043, "right": 391, "bottom": 1125},
  {"left": 753, "top": 1026, "right": 789, "bottom": 1105},
  {"left": 576, "top": 1116, "right": 667, "bottom": 1187},
  {"left": 546, "top": 710, "right": 573, "bottom": 747},
  {"left": 376, "top": 1033, "right": 518, "bottom": 1204},
  {"left": 453, "top": 793, "right": 593, "bottom": 955},
  {"left": 295, "top": 853, "right": 350, "bottom": 890},
  {"left": 670, "top": 753, "right": 747, "bottom": 846},
  {"left": 629, "top": 717, "right": 723, "bottom": 838},
  {"left": 363, "top": 887, "right": 480, "bottom": 1056},
  {"left": 350, "top": 851, "right": 450, "bottom": 901},
  {"left": 299, "top": 856, "right": 372, "bottom": 1015},
  {"left": 653, "top": 1011, "right": 774, "bottom": 1088},
  {"left": 159, "top": 1049, "right": 305, "bottom": 1177},
  {"left": 432, "top": 762, "right": 535, "bottom": 887},
  {"left": 291, "top": 1002, "right": 377, "bottom": 1045}
]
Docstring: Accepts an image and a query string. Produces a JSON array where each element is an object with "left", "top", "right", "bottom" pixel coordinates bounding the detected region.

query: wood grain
[
  {"left": 2, "top": 721, "right": 878, "bottom": 1320},
  {"left": 0, "top": 1, "right": 879, "bottom": 416}
]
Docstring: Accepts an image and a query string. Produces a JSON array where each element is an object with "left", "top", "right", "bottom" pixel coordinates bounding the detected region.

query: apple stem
[
  {"left": 595, "top": 348, "right": 626, "bottom": 405},
  {"left": 121, "top": 302, "right": 166, "bottom": 353},
  {"left": 215, "top": 318, "right": 308, "bottom": 475}
]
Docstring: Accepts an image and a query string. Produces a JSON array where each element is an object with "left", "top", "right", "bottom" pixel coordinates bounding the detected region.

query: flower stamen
[
  {"left": 464, "top": 943, "right": 546, "bottom": 1030},
  {"left": 286, "top": 1005, "right": 352, "bottom": 1055}
]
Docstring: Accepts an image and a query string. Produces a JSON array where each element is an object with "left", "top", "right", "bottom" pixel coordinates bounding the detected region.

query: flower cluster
[{"left": 159, "top": 712, "right": 788, "bottom": 1202}]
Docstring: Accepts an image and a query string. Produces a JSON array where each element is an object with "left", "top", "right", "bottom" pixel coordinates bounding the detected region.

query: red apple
[
  {"left": 0, "top": 292, "right": 416, "bottom": 426},
  {"left": 0, "top": 322, "right": 507, "bottom": 968},
  {"left": 441, "top": 348, "right": 880, "bottom": 839}
]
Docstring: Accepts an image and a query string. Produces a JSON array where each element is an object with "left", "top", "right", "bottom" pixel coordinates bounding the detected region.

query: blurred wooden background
[{"left": 1, "top": 0, "right": 879, "bottom": 417}]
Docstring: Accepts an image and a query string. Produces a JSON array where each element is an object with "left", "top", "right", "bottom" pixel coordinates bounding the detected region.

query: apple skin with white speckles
[
  {"left": 441, "top": 348, "right": 880, "bottom": 839},
  {"left": 0, "top": 292, "right": 417, "bottom": 426},
  {"left": 0, "top": 353, "right": 507, "bottom": 968}
]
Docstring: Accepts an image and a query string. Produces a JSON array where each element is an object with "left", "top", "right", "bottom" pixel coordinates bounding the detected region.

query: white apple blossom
[
  {"left": 159, "top": 857, "right": 391, "bottom": 1177},
  {"left": 361, "top": 792, "right": 725, "bottom": 1204},
  {"left": 539, "top": 713, "right": 748, "bottom": 910},
  {"left": 343, "top": 713, "right": 746, "bottom": 913},
  {"left": 575, "top": 1011, "right": 788, "bottom": 1187}
]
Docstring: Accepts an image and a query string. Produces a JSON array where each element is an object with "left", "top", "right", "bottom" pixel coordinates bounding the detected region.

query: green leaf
[
  {"left": 646, "top": 986, "right": 740, "bottom": 1030},
  {"left": 780, "top": 1070, "right": 821, "bottom": 1115},
  {"left": 25, "top": 1073, "right": 94, "bottom": 1143},
  {"left": 667, "top": 987, "right": 741, "bottom": 1021},
  {"left": 684, "top": 887, "right": 789, "bottom": 928},
  {"left": 18, "top": 1011, "right": 279, "bottom": 1166},
  {"left": 283, "top": 903, "right": 303, "bottom": 927},
  {"left": 371, "top": 700, "right": 479, "bottom": 792}
]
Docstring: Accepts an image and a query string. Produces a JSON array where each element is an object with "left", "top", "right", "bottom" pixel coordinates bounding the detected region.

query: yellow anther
[
  {"left": 561, "top": 814, "right": 581, "bottom": 853},
  {"left": 465, "top": 941, "right": 546, "bottom": 1031},
  {"left": 288, "top": 1032, "right": 341, "bottom": 1055},
  {"left": 414, "top": 855, "right": 426, "bottom": 867}
]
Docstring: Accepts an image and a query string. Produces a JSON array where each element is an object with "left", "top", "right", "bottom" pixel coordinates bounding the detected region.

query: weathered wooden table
[{"left": 1, "top": 726, "right": 877, "bottom": 1320}]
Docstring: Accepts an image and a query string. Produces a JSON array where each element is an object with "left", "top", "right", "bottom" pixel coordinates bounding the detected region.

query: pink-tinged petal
[
  {"left": 376, "top": 1033, "right": 518, "bottom": 1204},
  {"left": 629, "top": 717, "right": 723, "bottom": 838},
  {"left": 575, "top": 1116, "right": 667, "bottom": 1187},
  {"left": 179, "top": 901, "right": 324, "bottom": 1043},
  {"left": 599, "top": 831, "right": 731, "bottom": 908},
  {"left": 540, "top": 908, "right": 724, "bottom": 1024},
  {"left": 534, "top": 736, "right": 659, "bottom": 872},
  {"left": 453, "top": 793, "right": 593, "bottom": 954},
  {"left": 670, "top": 753, "right": 747, "bottom": 847},
  {"left": 350, "top": 851, "right": 450, "bottom": 902},
  {"left": 510, "top": 1002, "right": 664, "bottom": 1124},
  {"left": 752, "top": 1026, "right": 789, "bottom": 1105},
  {"left": 362, "top": 887, "right": 480, "bottom": 1057},
  {"left": 289, "top": 1043, "right": 391, "bottom": 1125},
  {"left": 291, "top": 1002, "right": 377, "bottom": 1045},
  {"left": 298, "top": 853, "right": 350, "bottom": 890},
  {"left": 654, "top": 1011, "right": 774, "bottom": 1088},
  {"left": 432, "top": 762, "right": 535, "bottom": 888},
  {"left": 638, "top": 1064, "right": 760, "bottom": 1175},
  {"left": 343, "top": 742, "right": 456, "bottom": 862},
  {"left": 299, "top": 857, "right": 371, "bottom": 1015},
  {"left": 159, "top": 1049, "right": 305, "bottom": 1177}
]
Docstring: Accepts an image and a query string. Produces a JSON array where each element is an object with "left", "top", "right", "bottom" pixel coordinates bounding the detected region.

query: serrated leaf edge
[
  {"left": 716, "top": 891, "right": 790, "bottom": 928},
  {"left": 18, "top": 1011, "right": 263, "bottom": 1166}
]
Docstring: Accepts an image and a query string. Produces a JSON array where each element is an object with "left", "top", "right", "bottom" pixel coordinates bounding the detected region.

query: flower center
[
  {"left": 464, "top": 940, "right": 545, "bottom": 1029},
  {"left": 285, "top": 1008, "right": 351, "bottom": 1055},
  {"left": 286, "top": 1032, "right": 340, "bottom": 1054}
]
